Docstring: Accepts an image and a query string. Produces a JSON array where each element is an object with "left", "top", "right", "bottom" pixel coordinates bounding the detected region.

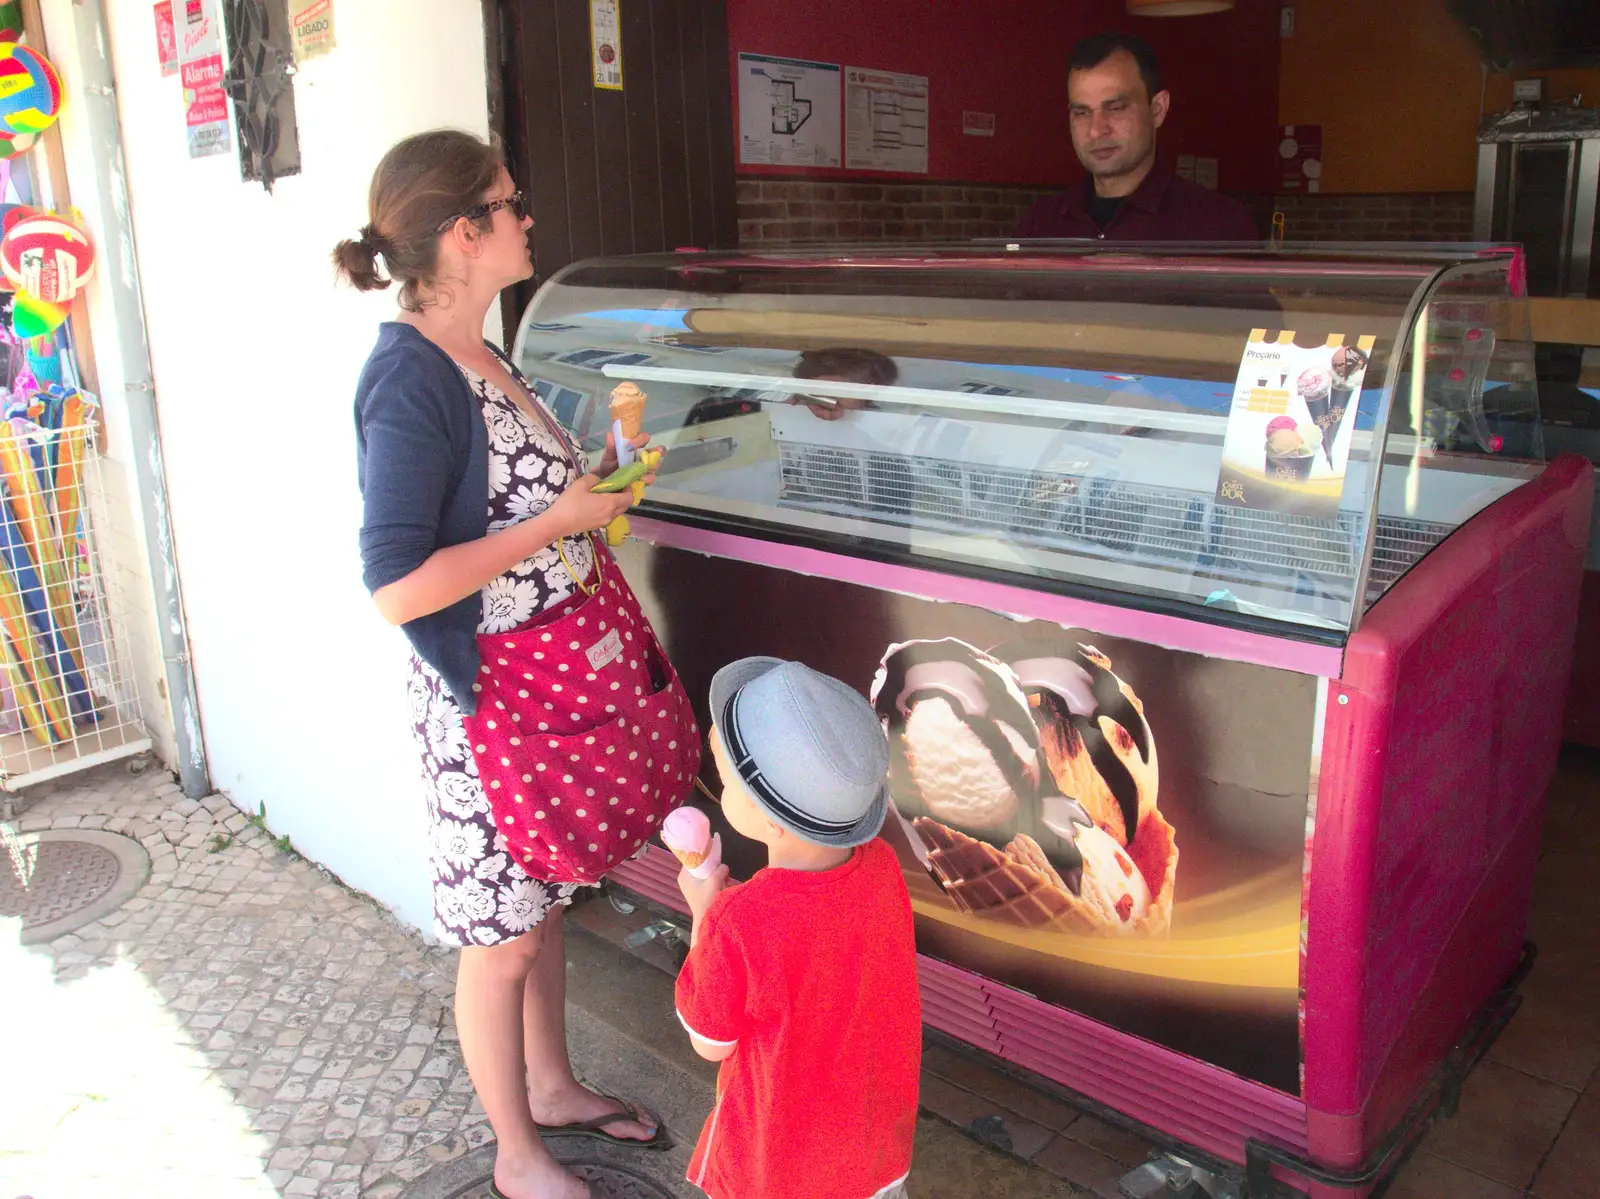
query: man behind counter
[{"left": 1017, "top": 32, "right": 1257, "bottom": 242}]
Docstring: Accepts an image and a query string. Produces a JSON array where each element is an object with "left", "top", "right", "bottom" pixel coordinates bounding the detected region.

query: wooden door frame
[
  {"left": 480, "top": 0, "right": 526, "bottom": 338},
  {"left": 486, "top": 0, "right": 738, "bottom": 346}
]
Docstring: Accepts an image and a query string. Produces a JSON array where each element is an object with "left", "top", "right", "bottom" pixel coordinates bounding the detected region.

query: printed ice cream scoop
[
  {"left": 1321, "top": 345, "right": 1368, "bottom": 460},
  {"left": 1329, "top": 345, "right": 1368, "bottom": 399},
  {"left": 1263, "top": 420, "right": 1321, "bottom": 482},
  {"left": 870, "top": 638, "right": 1043, "bottom": 835},
  {"left": 1297, "top": 365, "right": 1332, "bottom": 425},
  {"left": 875, "top": 638, "right": 1177, "bottom": 937}
]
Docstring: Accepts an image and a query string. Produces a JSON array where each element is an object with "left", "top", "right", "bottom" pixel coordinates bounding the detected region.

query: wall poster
[
  {"left": 589, "top": 0, "right": 622, "bottom": 91},
  {"left": 154, "top": 2, "right": 179, "bottom": 76},
  {"left": 625, "top": 542, "right": 1316, "bottom": 1093},
  {"left": 845, "top": 66, "right": 929, "bottom": 174},
  {"left": 290, "top": 0, "right": 335, "bottom": 62},
  {"left": 1279, "top": 125, "right": 1323, "bottom": 194},
  {"left": 1214, "top": 329, "right": 1377, "bottom": 519},
  {"left": 962, "top": 111, "right": 995, "bottom": 138},
  {"left": 737, "top": 53, "right": 841, "bottom": 168},
  {"left": 178, "top": 0, "right": 230, "bottom": 159}
]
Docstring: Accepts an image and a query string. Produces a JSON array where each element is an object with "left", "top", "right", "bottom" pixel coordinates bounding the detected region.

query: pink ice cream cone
[{"left": 662, "top": 807, "right": 723, "bottom": 879}]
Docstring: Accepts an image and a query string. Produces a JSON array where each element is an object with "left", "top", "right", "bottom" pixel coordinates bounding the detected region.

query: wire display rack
[
  {"left": 777, "top": 440, "right": 1454, "bottom": 608},
  {"left": 0, "top": 412, "right": 150, "bottom": 793}
]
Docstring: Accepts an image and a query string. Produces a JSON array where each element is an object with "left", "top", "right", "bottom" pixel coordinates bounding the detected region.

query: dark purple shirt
[{"left": 1017, "top": 165, "right": 1258, "bottom": 242}]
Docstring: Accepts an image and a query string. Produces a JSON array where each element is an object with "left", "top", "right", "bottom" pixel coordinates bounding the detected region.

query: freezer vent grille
[{"left": 776, "top": 442, "right": 1452, "bottom": 603}]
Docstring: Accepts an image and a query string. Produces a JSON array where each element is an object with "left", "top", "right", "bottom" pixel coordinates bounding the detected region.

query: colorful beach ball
[
  {"left": 9, "top": 290, "right": 66, "bottom": 338},
  {"left": 0, "top": 126, "right": 34, "bottom": 159},
  {"left": 1, "top": 208, "right": 95, "bottom": 305},
  {"left": 0, "top": 42, "right": 61, "bottom": 139}
]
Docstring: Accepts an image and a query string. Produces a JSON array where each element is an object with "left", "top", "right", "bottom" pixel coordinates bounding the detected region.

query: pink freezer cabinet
[{"left": 510, "top": 244, "right": 1592, "bottom": 1197}]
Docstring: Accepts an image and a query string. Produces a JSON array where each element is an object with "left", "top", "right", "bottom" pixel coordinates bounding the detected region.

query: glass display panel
[
  {"left": 1365, "top": 259, "right": 1545, "bottom": 605},
  {"left": 511, "top": 246, "right": 1543, "bottom": 637}
]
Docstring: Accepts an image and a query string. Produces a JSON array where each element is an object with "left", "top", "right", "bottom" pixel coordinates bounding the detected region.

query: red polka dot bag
[{"left": 461, "top": 535, "right": 701, "bottom": 885}]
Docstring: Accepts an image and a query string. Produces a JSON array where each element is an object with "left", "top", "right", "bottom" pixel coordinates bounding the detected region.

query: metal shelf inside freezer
[{"left": 764, "top": 407, "right": 1463, "bottom": 607}]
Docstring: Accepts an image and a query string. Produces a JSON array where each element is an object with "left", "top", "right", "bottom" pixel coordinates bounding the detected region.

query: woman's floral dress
[{"left": 409, "top": 364, "right": 598, "bottom": 947}]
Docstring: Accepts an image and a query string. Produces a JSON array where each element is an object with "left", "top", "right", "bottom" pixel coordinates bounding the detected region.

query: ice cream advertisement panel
[
  {"left": 1215, "top": 329, "right": 1377, "bottom": 519},
  {"left": 627, "top": 543, "right": 1316, "bottom": 1093}
]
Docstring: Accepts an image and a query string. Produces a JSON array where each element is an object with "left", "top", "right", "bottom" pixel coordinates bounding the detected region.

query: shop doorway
[{"left": 499, "top": 0, "right": 738, "bottom": 306}]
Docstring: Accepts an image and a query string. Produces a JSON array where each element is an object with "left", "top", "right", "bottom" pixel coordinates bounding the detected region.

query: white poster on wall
[
  {"left": 590, "top": 0, "right": 622, "bottom": 90},
  {"left": 178, "top": 0, "right": 230, "bottom": 159},
  {"left": 737, "top": 53, "right": 841, "bottom": 167},
  {"left": 845, "top": 66, "right": 929, "bottom": 174}
]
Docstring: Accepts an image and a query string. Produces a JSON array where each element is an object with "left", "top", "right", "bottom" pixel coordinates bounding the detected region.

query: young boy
[{"left": 675, "top": 657, "right": 922, "bottom": 1199}]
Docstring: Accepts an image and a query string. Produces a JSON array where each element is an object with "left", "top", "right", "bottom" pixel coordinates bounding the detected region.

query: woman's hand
[
  {"left": 598, "top": 428, "right": 651, "bottom": 476},
  {"left": 546, "top": 474, "right": 634, "bottom": 538}
]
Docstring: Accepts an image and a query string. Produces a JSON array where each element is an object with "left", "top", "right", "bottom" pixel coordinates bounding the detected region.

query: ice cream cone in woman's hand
[
  {"left": 663, "top": 806, "right": 723, "bottom": 879},
  {"left": 610, "top": 382, "right": 647, "bottom": 439}
]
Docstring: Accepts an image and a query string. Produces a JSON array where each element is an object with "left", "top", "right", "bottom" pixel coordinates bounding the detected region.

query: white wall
[{"left": 91, "top": 0, "right": 498, "bottom": 932}]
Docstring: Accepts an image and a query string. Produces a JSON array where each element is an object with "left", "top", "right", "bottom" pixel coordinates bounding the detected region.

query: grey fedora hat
[{"left": 709, "top": 657, "right": 891, "bottom": 849}]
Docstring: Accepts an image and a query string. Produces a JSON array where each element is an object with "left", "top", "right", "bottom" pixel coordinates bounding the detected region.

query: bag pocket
[
  {"left": 474, "top": 589, "right": 657, "bottom": 742},
  {"left": 474, "top": 633, "right": 702, "bottom": 884}
]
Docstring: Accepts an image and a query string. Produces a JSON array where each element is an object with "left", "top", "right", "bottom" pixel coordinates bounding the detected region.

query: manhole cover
[
  {"left": 454, "top": 1161, "right": 677, "bottom": 1199},
  {"left": 0, "top": 829, "right": 150, "bottom": 943},
  {"left": 413, "top": 1141, "right": 688, "bottom": 1199}
]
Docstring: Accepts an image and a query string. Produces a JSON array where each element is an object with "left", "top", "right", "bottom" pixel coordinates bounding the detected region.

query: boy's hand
[{"left": 678, "top": 862, "right": 730, "bottom": 922}]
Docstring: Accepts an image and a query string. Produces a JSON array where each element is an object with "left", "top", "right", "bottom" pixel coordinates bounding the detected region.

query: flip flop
[{"left": 534, "top": 1093, "right": 669, "bottom": 1151}]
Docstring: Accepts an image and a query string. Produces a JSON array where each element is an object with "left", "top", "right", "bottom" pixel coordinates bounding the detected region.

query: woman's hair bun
[
  {"left": 331, "top": 224, "right": 391, "bottom": 293},
  {"left": 332, "top": 130, "right": 503, "bottom": 309}
]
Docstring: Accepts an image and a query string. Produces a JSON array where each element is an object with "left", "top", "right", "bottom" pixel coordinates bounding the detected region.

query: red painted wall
[{"left": 726, "top": 0, "right": 1282, "bottom": 194}]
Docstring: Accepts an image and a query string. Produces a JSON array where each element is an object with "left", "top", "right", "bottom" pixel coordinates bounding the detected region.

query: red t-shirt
[{"left": 675, "top": 838, "right": 922, "bottom": 1199}]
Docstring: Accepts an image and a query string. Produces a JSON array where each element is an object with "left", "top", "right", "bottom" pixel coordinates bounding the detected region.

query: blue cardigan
[{"left": 355, "top": 322, "right": 490, "bottom": 714}]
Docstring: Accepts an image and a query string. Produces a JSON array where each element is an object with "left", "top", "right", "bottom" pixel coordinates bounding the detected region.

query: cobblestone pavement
[
  {"left": 11, "top": 753, "right": 1592, "bottom": 1199},
  {"left": 1, "top": 761, "right": 476, "bottom": 1199}
]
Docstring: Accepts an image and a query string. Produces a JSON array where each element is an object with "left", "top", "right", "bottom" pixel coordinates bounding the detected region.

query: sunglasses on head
[{"left": 435, "top": 191, "right": 527, "bottom": 235}]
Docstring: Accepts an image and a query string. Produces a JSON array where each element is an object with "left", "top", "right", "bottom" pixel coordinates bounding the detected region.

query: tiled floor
[
  {"left": 1, "top": 763, "right": 480, "bottom": 1198},
  {"left": 5, "top": 744, "right": 1598, "bottom": 1198},
  {"left": 1403, "top": 746, "right": 1600, "bottom": 1199}
]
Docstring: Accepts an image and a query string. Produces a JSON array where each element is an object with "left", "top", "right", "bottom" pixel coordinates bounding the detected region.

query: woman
[{"left": 335, "top": 130, "right": 659, "bottom": 1199}]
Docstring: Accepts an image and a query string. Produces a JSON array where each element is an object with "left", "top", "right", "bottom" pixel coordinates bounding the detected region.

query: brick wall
[
  {"left": 735, "top": 177, "right": 1476, "bottom": 247},
  {"left": 1269, "top": 192, "right": 1475, "bottom": 242},
  {"left": 737, "top": 178, "right": 1054, "bottom": 246}
]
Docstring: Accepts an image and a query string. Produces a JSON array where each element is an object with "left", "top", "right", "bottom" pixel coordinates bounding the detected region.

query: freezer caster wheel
[{"left": 1118, "top": 1156, "right": 1237, "bottom": 1199}]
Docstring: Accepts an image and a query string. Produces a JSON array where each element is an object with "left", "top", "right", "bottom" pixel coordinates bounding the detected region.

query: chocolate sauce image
[{"left": 994, "top": 638, "right": 1160, "bottom": 851}]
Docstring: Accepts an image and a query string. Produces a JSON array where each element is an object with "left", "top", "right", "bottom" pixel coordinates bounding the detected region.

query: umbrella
[
  {"left": 52, "top": 389, "right": 86, "bottom": 571},
  {"left": 0, "top": 507, "right": 71, "bottom": 741},
  {"left": 0, "top": 411, "right": 80, "bottom": 658}
]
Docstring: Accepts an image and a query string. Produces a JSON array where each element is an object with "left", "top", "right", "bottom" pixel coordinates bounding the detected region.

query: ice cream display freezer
[{"left": 510, "top": 245, "right": 1592, "bottom": 1198}]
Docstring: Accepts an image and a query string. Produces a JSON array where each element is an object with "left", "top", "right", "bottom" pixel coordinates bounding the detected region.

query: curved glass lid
[{"left": 512, "top": 246, "right": 1541, "bottom": 638}]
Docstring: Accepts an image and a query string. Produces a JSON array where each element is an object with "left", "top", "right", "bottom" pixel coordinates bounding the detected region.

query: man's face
[{"left": 1068, "top": 49, "right": 1169, "bottom": 185}]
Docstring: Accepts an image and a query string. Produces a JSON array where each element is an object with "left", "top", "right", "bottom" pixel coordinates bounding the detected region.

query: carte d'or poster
[
  {"left": 627, "top": 543, "right": 1317, "bottom": 1092},
  {"left": 1215, "top": 329, "right": 1377, "bottom": 519}
]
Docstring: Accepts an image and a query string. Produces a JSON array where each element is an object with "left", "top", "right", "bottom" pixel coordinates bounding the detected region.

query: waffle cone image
[
  {"left": 1006, "top": 643, "right": 1160, "bottom": 848},
  {"left": 914, "top": 812, "right": 1177, "bottom": 937}
]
